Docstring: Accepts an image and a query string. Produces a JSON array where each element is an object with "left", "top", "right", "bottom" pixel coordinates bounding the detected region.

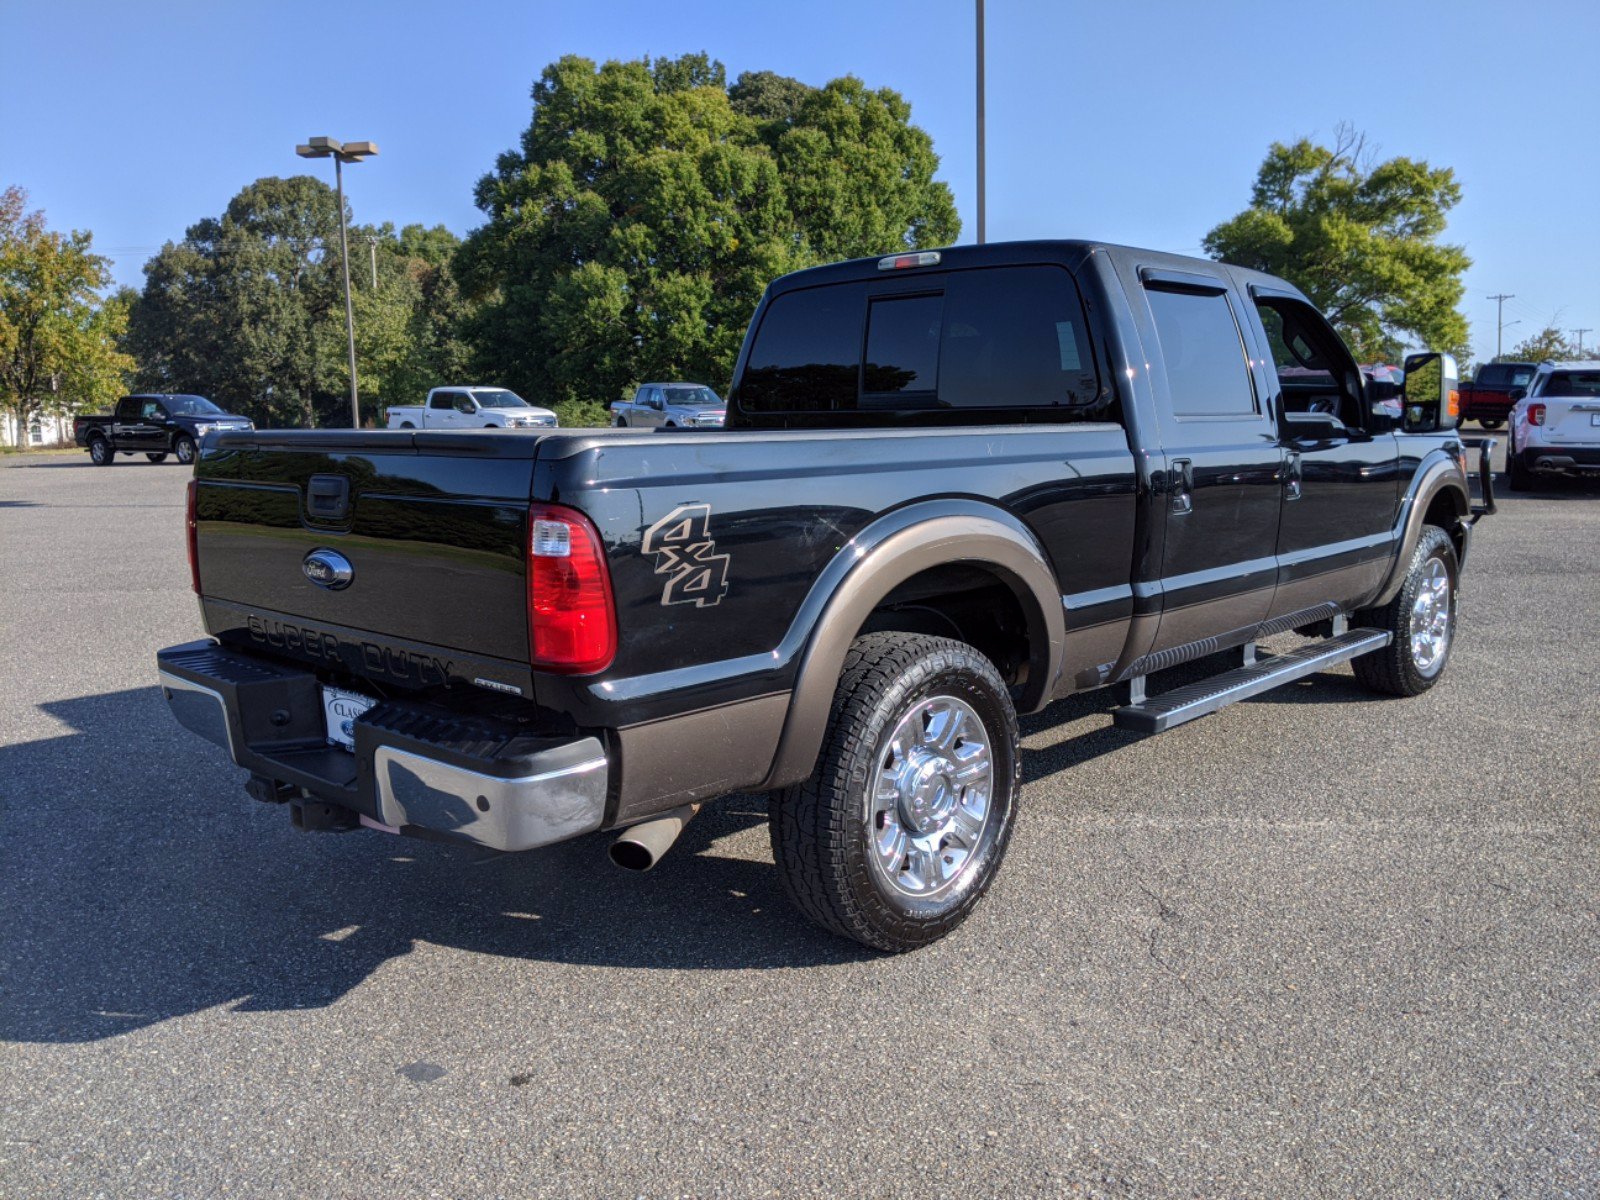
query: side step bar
[{"left": 1111, "top": 629, "right": 1391, "bottom": 735}]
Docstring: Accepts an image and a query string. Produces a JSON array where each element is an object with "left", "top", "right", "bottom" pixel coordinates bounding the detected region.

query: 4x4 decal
[{"left": 641, "top": 503, "right": 730, "bottom": 607}]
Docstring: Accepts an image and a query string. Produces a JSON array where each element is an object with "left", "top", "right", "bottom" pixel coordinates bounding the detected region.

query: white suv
[{"left": 1506, "top": 361, "right": 1600, "bottom": 490}]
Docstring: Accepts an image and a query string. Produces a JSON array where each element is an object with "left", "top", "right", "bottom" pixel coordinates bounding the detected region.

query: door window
[
  {"left": 429, "top": 391, "right": 457, "bottom": 410},
  {"left": 141, "top": 400, "right": 164, "bottom": 421},
  {"left": 1145, "top": 288, "right": 1257, "bottom": 418},
  {"left": 1253, "top": 295, "right": 1364, "bottom": 428}
]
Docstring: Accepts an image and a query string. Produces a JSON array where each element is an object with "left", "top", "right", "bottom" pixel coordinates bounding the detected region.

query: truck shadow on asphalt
[{"left": 0, "top": 687, "right": 877, "bottom": 1044}]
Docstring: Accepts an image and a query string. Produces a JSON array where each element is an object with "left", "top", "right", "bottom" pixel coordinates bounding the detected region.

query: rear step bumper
[
  {"left": 156, "top": 640, "right": 606, "bottom": 852},
  {"left": 1112, "top": 629, "right": 1391, "bottom": 734}
]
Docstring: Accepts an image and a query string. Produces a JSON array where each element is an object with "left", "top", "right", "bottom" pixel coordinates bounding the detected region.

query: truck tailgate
[{"left": 195, "top": 430, "right": 541, "bottom": 667}]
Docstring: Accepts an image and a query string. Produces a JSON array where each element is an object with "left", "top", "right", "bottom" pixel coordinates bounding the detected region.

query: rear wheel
[
  {"left": 1478, "top": 418, "right": 1503, "bottom": 430},
  {"left": 174, "top": 435, "right": 197, "bottom": 466},
  {"left": 145, "top": 452, "right": 169, "bottom": 463},
  {"left": 398, "top": 421, "right": 415, "bottom": 429},
  {"left": 89, "top": 435, "right": 114, "bottom": 465},
  {"left": 1506, "top": 437, "right": 1535, "bottom": 492},
  {"left": 769, "top": 632, "right": 1021, "bottom": 953},
  {"left": 615, "top": 417, "right": 629, "bottom": 427},
  {"left": 1352, "top": 525, "right": 1458, "bottom": 697}
]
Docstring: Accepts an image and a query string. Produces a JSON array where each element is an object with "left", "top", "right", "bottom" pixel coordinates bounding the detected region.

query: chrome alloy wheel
[
  {"left": 866, "top": 695, "right": 993, "bottom": 899},
  {"left": 1409, "top": 555, "right": 1453, "bottom": 676}
]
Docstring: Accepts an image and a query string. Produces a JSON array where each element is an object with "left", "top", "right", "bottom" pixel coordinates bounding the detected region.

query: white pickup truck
[{"left": 386, "top": 387, "right": 558, "bottom": 430}]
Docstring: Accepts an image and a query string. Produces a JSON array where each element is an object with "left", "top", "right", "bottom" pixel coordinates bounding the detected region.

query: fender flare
[
  {"left": 760, "top": 498, "right": 1065, "bottom": 790},
  {"left": 1371, "top": 451, "right": 1469, "bottom": 607}
]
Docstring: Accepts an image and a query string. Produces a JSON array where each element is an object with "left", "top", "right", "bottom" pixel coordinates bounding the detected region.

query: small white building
[{"left": 0, "top": 410, "right": 74, "bottom": 449}]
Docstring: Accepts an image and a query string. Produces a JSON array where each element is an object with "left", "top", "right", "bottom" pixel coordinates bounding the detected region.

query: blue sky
[{"left": 4, "top": 0, "right": 1596, "bottom": 361}]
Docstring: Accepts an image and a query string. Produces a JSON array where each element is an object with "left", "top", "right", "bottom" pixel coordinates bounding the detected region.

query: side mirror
[{"left": 1401, "top": 352, "right": 1460, "bottom": 433}]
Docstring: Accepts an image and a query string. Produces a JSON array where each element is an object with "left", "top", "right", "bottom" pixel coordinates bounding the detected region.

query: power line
[{"left": 1572, "top": 328, "right": 1593, "bottom": 355}]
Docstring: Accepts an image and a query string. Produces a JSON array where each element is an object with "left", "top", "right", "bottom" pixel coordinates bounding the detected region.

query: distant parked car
[
  {"left": 74, "top": 394, "right": 253, "bottom": 466},
  {"left": 1506, "top": 361, "right": 1600, "bottom": 490},
  {"left": 611, "top": 382, "right": 726, "bottom": 428},
  {"left": 386, "top": 387, "right": 558, "bottom": 430},
  {"left": 1459, "top": 361, "right": 1537, "bottom": 430}
]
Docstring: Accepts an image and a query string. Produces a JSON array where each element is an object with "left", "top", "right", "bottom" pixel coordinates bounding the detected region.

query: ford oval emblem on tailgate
[{"left": 302, "top": 548, "right": 354, "bottom": 590}]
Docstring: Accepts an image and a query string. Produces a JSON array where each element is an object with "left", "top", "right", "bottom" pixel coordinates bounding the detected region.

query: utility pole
[
  {"left": 1570, "top": 328, "right": 1592, "bottom": 356},
  {"left": 1487, "top": 293, "right": 1515, "bottom": 358},
  {"left": 366, "top": 235, "right": 379, "bottom": 290},
  {"left": 975, "top": 0, "right": 985, "bottom": 245}
]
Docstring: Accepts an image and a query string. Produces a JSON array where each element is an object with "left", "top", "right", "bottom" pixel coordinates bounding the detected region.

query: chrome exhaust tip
[{"left": 607, "top": 804, "right": 701, "bottom": 872}]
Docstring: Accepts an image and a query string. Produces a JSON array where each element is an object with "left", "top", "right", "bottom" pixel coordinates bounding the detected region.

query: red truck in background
[{"left": 1458, "top": 362, "right": 1537, "bottom": 429}]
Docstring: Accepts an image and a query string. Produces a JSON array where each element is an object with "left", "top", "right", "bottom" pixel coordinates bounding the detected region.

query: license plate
[{"left": 322, "top": 686, "right": 377, "bottom": 751}]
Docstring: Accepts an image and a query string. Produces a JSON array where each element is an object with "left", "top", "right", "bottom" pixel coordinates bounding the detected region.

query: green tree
[
  {"left": 457, "top": 53, "right": 959, "bottom": 407},
  {"left": 1203, "top": 127, "right": 1470, "bottom": 362},
  {"left": 1502, "top": 326, "right": 1577, "bottom": 363},
  {"left": 0, "top": 186, "right": 132, "bottom": 436},
  {"left": 127, "top": 180, "right": 470, "bottom": 426}
]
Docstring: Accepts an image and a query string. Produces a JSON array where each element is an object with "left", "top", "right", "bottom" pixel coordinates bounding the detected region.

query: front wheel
[
  {"left": 88, "top": 436, "right": 115, "bottom": 466},
  {"left": 1352, "top": 525, "right": 1458, "bottom": 697},
  {"left": 174, "top": 435, "right": 197, "bottom": 465},
  {"left": 769, "top": 632, "right": 1021, "bottom": 953}
]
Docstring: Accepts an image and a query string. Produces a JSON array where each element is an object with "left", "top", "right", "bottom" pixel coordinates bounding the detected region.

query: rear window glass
[
  {"left": 1538, "top": 371, "right": 1600, "bottom": 397},
  {"left": 738, "top": 286, "right": 861, "bottom": 412},
  {"left": 1146, "top": 288, "right": 1257, "bottom": 417},
  {"left": 1476, "top": 364, "right": 1535, "bottom": 388},
  {"left": 738, "top": 265, "right": 1097, "bottom": 414},
  {"left": 864, "top": 294, "right": 942, "bottom": 395}
]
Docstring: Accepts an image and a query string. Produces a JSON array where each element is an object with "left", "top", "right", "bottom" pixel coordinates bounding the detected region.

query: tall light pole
[
  {"left": 297, "top": 136, "right": 378, "bottom": 428},
  {"left": 975, "top": 0, "right": 986, "bottom": 245},
  {"left": 1487, "top": 293, "right": 1515, "bottom": 359},
  {"left": 1570, "top": 327, "right": 1591, "bottom": 356}
]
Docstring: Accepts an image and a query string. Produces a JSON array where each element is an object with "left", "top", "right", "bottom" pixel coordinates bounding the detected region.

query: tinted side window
[
  {"left": 740, "top": 285, "right": 863, "bottom": 412},
  {"left": 864, "top": 294, "right": 941, "bottom": 396},
  {"left": 941, "top": 266, "right": 1095, "bottom": 408},
  {"left": 1146, "top": 289, "right": 1256, "bottom": 417},
  {"left": 429, "top": 391, "right": 455, "bottom": 410}
]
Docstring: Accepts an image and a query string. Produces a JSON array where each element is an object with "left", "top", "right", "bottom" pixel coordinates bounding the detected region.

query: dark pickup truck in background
[
  {"left": 1458, "top": 361, "right": 1536, "bottom": 429},
  {"left": 75, "top": 393, "right": 254, "bottom": 466},
  {"left": 157, "top": 240, "right": 1493, "bottom": 952}
]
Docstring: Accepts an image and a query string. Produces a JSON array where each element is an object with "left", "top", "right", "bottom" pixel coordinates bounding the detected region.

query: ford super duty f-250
[{"left": 157, "top": 240, "right": 1494, "bottom": 952}]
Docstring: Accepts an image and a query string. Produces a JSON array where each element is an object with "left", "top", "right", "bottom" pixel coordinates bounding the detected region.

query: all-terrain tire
[
  {"left": 769, "top": 632, "right": 1021, "bottom": 953},
  {"left": 1352, "top": 525, "right": 1459, "bottom": 697},
  {"left": 89, "top": 435, "right": 115, "bottom": 465},
  {"left": 174, "top": 435, "right": 197, "bottom": 465}
]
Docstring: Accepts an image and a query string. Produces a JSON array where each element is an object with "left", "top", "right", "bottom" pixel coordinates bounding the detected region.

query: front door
[
  {"left": 1138, "top": 272, "right": 1285, "bottom": 654},
  {"left": 1250, "top": 293, "right": 1401, "bottom": 618}
]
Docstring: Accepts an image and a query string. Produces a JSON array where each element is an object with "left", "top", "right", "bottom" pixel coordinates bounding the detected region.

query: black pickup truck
[
  {"left": 157, "top": 240, "right": 1494, "bottom": 952},
  {"left": 75, "top": 394, "right": 254, "bottom": 466}
]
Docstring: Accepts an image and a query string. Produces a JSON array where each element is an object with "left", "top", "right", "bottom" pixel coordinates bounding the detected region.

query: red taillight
[
  {"left": 186, "top": 479, "right": 201, "bottom": 594},
  {"left": 1528, "top": 403, "right": 1546, "bottom": 427},
  {"left": 527, "top": 503, "right": 616, "bottom": 674}
]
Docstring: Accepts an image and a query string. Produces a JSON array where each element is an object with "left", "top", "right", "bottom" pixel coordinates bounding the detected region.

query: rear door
[
  {"left": 1135, "top": 269, "right": 1284, "bottom": 653},
  {"left": 427, "top": 390, "right": 461, "bottom": 429}
]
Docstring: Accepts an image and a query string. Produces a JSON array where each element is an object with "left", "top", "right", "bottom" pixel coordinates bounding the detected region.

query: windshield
[
  {"left": 1538, "top": 371, "right": 1600, "bottom": 398},
  {"left": 1476, "top": 364, "right": 1535, "bottom": 389},
  {"left": 164, "top": 395, "right": 223, "bottom": 416},
  {"left": 468, "top": 389, "right": 529, "bottom": 408},
  {"left": 662, "top": 386, "right": 722, "bottom": 407}
]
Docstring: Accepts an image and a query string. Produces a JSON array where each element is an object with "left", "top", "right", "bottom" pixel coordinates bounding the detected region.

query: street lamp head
[
  {"left": 341, "top": 141, "right": 378, "bottom": 160},
  {"left": 296, "top": 143, "right": 331, "bottom": 160}
]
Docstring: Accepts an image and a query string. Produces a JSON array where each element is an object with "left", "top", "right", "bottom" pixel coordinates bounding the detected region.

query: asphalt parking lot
[{"left": 2, "top": 444, "right": 1597, "bottom": 1198}]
